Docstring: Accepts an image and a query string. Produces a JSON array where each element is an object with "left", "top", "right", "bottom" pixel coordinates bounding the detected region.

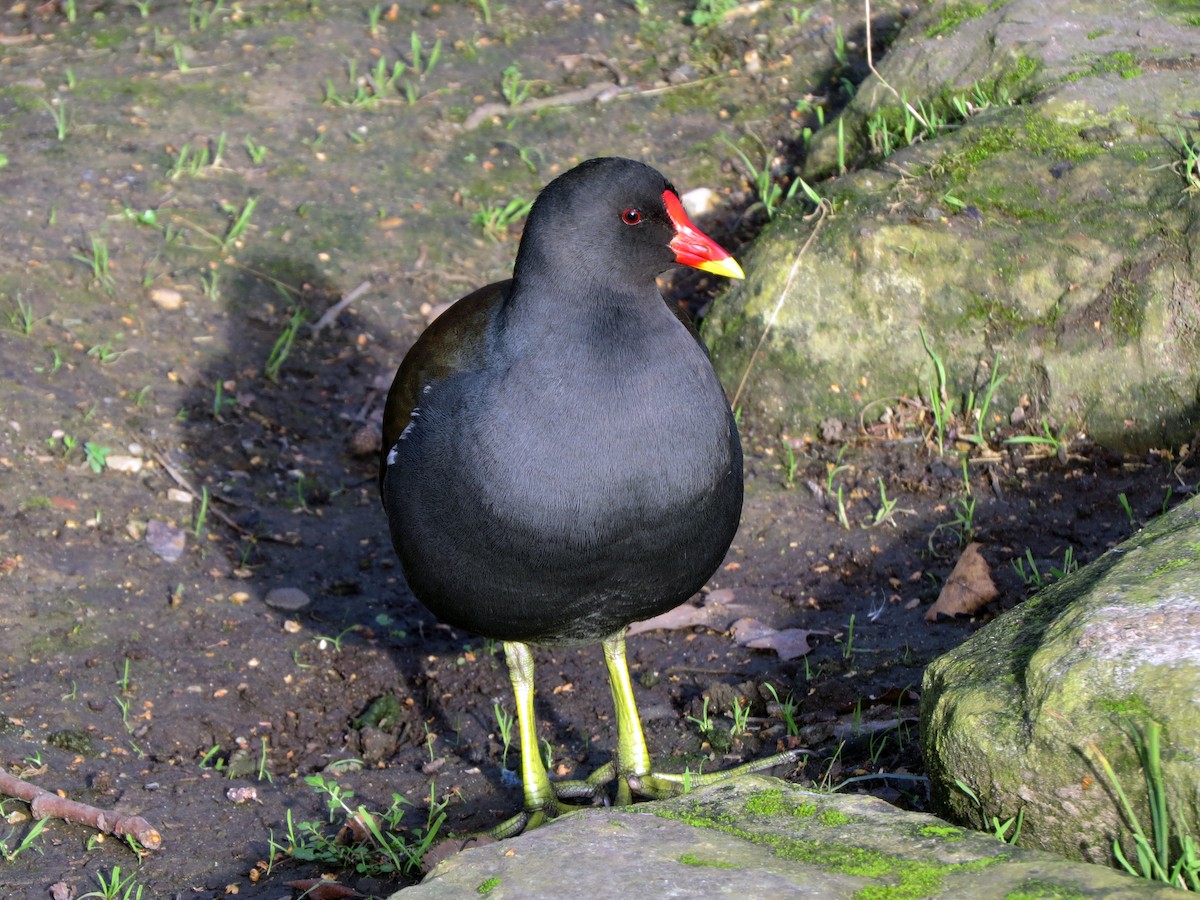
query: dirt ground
[{"left": 0, "top": 2, "right": 1195, "bottom": 898}]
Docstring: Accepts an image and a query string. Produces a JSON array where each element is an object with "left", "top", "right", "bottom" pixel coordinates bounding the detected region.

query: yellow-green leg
[
  {"left": 603, "top": 631, "right": 650, "bottom": 805},
  {"left": 600, "top": 629, "right": 805, "bottom": 803},
  {"left": 486, "top": 642, "right": 553, "bottom": 838},
  {"left": 489, "top": 631, "right": 804, "bottom": 839}
]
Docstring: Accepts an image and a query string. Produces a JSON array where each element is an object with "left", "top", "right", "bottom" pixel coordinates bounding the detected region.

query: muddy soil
[{"left": 0, "top": 2, "right": 1195, "bottom": 898}]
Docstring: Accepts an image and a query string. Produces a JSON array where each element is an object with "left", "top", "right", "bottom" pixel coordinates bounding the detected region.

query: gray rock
[
  {"left": 704, "top": 0, "right": 1200, "bottom": 450},
  {"left": 923, "top": 494, "right": 1200, "bottom": 865},
  {"left": 263, "top": 586, "right": 312, "bottom": 611},
  {"left": 396, "top": 776, "right": 1177, "bottom": 898},
  {"left": 145, "top": 519, "right": 186, "bottom": 562}
]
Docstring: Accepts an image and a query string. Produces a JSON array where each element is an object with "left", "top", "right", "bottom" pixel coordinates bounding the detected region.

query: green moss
[
  {"left": 679, "top": 853, "right": 740, "bottom": 868},
  {"left": 1019, "top": 115, "right": 1093, "bottom": 160},
  {"left": 1097, "top": 696, "right": 1154, "bottom": 720},
  {"left": 919, "top": 824, "right": 965, "bottom": 840},
  {"left": 477, "top": 876, "right": 501, "bottom": 895},
  {"left": 744, "top": 788, "right": 818, "bottom": 818},
  {"left": 966, "top": 294, "right": 1028, "bottom": 329},
  {"left": 1092, "top": 51, "right": 1142, "bottom": 79},
  {"left": 820, "top": 809, "right": 853, "bottom": 826},
  {"left": 776, "top": 840, "right": 893, "bottom": 877},
  {"left": 655, "top": 801, "right": 737, "bottom": 830},
  {"left": 1108, "top": 277, "right": 1143, "bottom": 339},
  {"left": 656, "top": 799, "right": 1006, "bottom": 897},
  {"left": 47, "top": 729, "right": 96, "bottom": 755},
  {"left": 1160, "top": 0, "right": 1200, "bottom": 25},
  {"left": 1005, "top": 53, "right": 1041, "bottom": 87},
  {"left": 1086, "top": 29, "right": 1113, "bottom": 40},
  {"left": 352, "top": 693, "right": 403, "bottom": 730},
  {"left": 91, "top": 28, "right": 129, "bottom": 50},
  {"left": 1151, "top": 557, "right": 1193, "bottom": 577},
  {"left": 924, "top": 1, "right": 1000, "bottom": 38},
  {"left": 1004, "top": 879, "right": 1088, "bottom": 899},
  {"left": 941, "top": 111, "right": 1096, "bottom": 189}
]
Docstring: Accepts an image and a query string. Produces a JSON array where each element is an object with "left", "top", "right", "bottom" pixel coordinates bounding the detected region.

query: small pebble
[
  {"left": 105, "top": 454, "right": 143, "bottom": 473},
  {"left": 226, "top": 786, "right": 259, "bottom": 804},
  {"left": 146, "top": 519, "right": 186, "bottom": 562},
  {"left": 680, "top": 187, "right": 717, "bottom": 218},
  {"left": 167, "top": 488, "right": 193, "bottom": 504},
  {"left": 148, "top": 287, "right": 184, "bottom": 310},
  {"left": 265, "top": 587, "right": 312, "bottom": 611}
]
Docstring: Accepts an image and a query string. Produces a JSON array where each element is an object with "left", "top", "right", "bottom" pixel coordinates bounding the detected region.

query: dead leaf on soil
[
  {"left": 283, "top": 881, "right": 359, "bottom": 899},
  {"left": 730, "top": 617, "right": 816, "bottom": 660},
  {"left": 925, "top": 542, "right": 998, "bottom": 622},
  {"left": 421, "top": 833, "right": 496, "bottom": 872},
  {"left": 627, "top": 588, "right": 751, "bottom": 636}
]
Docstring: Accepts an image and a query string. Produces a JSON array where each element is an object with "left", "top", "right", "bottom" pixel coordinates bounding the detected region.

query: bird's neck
[{"left": 502, "top": 269, "right": 670, "bottom": 354}]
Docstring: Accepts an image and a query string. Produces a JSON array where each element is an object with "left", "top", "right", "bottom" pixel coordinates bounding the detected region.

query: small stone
[
  {"left": 104, "top": 454, "right": 143, "bottom": 473},
  {"left": 226, "top": 786, "right": 259, "bottom": 804},
  {"left": 146, "top": 519, "right": 186, "bottom": 562},
  {"left": 167, "top": 488, "right": 193, "bottom": 504},
  {"left": 349, "top": 424, "right": 381, "bottom": 457},
  {"left": 264, "top": 587, "right": 312, "bottom": 611},
  {"left": 148, "top": 287, "right": 184, "bottom": 310},
  {"left": 680, "top": 187, "right": 717, "bottom": 218},
  {"left": 359, "top": 726, "right": 398, "bottom": 764}
]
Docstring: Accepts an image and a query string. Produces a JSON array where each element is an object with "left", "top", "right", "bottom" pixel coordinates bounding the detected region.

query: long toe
[
  {"left": 487, "top": 792, "right": 601, "bottom": 839},
  {"left": 625, "top": 748, "right": 808, "bottom": 801}
]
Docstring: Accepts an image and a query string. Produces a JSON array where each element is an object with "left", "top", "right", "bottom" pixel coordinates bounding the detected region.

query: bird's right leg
[{"left": 487, "top": 641, "right": 558, "bottom": 838}]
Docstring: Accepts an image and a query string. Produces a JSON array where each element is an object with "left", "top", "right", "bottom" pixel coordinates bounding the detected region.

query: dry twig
[
  {"left": 0, "top": 770, "right": 162, "bottom": 849},
  {"left": 730, "top": 201, "right": 831, "bottom": 411},
  {"left": 308, "top": 280, "right": 371, "bottom": 338}
]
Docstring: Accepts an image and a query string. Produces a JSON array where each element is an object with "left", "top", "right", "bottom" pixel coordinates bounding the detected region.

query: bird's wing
[{"left": 379, "top": 280, "right": 511, "bottom": 486}]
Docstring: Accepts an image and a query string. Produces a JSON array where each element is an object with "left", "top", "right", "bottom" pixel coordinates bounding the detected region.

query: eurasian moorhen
[{"left": 380, "top": 157, "right": 795, "bottom": 835}]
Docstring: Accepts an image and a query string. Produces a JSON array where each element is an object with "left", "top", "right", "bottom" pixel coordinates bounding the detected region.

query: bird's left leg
[
  {"left": 572, "top": 630, "right": 804, "bottom": 804},
  {"left": 486, "top": 641, "right": 559, "bottom": 838}
]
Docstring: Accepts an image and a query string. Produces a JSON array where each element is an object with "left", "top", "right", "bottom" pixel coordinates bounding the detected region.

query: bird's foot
[
  {"left": 486, "top": 789, "right": 599, "bottom": 840},
  {"left": 547, "top": 749, "right": 806, "bottom": 808},
  {"left": 486, "top": 750, "right": 803, "bottom": 838},
  {"left": 626, "top": 748, "right": 807, "bottom": 802}
]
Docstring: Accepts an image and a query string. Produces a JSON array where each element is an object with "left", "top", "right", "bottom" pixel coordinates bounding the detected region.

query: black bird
[{"left": 380, "top": 157, "right": 794, "bottom": 835}]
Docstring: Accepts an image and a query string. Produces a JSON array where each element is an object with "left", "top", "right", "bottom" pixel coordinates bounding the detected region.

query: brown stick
[
  {"left": 0, "top": 770, "right": 162, "bottom": 849},
  {"left": 308, "top": 280, "right": 372, "bottom": 339}
]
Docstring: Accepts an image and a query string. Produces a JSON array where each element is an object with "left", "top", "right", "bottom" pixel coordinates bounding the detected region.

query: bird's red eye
[{"left": 621, "top": 207, "right": 642, "bottom": 225}]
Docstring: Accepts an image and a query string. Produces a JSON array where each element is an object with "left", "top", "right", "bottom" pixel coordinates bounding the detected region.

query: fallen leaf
[
  {"left": 730, "top": 617, "right": 775, "bottom": 643},
  {"left": 283, "top": 880, "right": 358, "bottom": 899},
  {"left": 627, "top": 589, "right": 749, "bottom": 636},
  {"left": 627, "top": 604, "right": 710, "bottom": 635},
  {"left": 925, "top": 542, "right": 998, "bottom": 622},
  {"left": 730, "top": 618, "right": 815, "bottom": 660},
  {"left": 746, "top": 630, "right": 815, "bottom": 661}
]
